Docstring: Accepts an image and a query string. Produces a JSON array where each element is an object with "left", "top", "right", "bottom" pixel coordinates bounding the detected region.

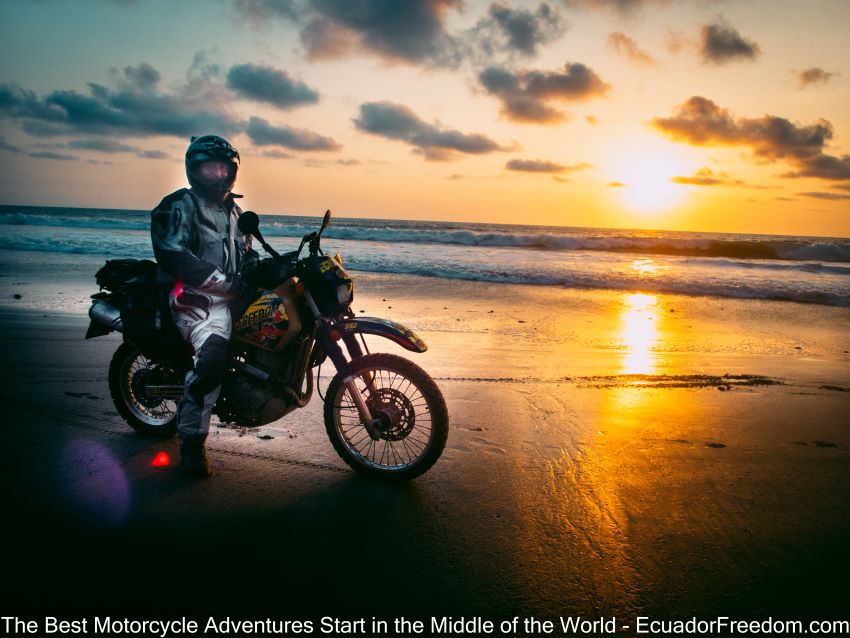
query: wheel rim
[
  {"left": 119, "top": 350, "right": 179, "bottom": 427},
  {"left": 332, "top": 365, "right": 434, "bottom": 472}
]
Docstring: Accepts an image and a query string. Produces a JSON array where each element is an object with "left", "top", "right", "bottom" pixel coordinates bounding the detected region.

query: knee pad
[{"left": 188, "top": 334, "right": 229, "bottom": 403}]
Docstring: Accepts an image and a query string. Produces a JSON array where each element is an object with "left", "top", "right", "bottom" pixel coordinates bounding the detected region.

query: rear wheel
[
  {"left": 324, "top": 353, "right": 449, "bottom": 480},
  {"left": 108, "top": 342, "right": 179, "bottom": 436}
]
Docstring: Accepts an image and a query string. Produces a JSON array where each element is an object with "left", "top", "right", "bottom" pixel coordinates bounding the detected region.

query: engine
[{"left": 216, "top": 339, "right": 304, "bottom": 426}]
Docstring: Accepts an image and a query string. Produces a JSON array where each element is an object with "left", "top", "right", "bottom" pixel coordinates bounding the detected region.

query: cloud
[
  {"left": 246, "top": 116, "right": 341, "bottom": 151},
  {"left": 0, "top": 61, "right": 242, "bottom": 139},
  {"left": 67, "top": 137, "right": 169, "bottom": 159},
  {"left": 236, "top": 1, "right": 567, "bottom": 67},
  {"left": 226, "top": 63, "right": 319, "bottom": 109},
  {"left": 0, "top": 57, "right": 337, "bottom": 156},
  {"left": 296, "top": 0, "right": 464, "bottom": 67},
  {"left": 138, "top": 149, "right": 170, "bottom": 159},
  {"left": 607, "top": 32, "right": 656, "bottom": 66},
  {"left": 652, "top": 96, "right": 850, "bottom": 182},
  {"left": 506, "top": 158, "right": 592, "bottom": 173},
  {"left": 470, "top": 3, "right": 568, "bottom": 60},
  {"left": 700, "top": 20, "right": 761, "bottom": 65},
  {"left": 607, "top": 181, "right": 625, "bottom": 187},
  {"left": 797, "top": 67, "right": 836, "bottom": 88},
  {"left": 479, "top": 62, "right": 610, "bottom": 124},
  {"left": 68, "top": 138, "right": 138, "bottom": 153},
  {"left": 671, "top": 167, "right": 742, "bottom": 186},
  {"left": 563, "top": 0, "right": 673, "bottom": 17},
  {"left": 353, "top": 101, "right": 510, "bottom": 161},
  {"left": 797, "top": 191, "right": 850, "bottom": 201},
  {"left": 299, "top": 17, "right": 361, "bottom": 61},
  {"left": 0, "top": 135, "right": 22, "bottom": 153},
  {"left": 28, "top": 151, "right": 78, "bottom": 160},
  {"left": 233, "top": 0, "right": 301, "bottom": 26},
  {"left": 261, "top": 149, "right": 296, "bottom": 159},
  {"left": 119, "top": 62, "right": 161, "bottom": 91}
]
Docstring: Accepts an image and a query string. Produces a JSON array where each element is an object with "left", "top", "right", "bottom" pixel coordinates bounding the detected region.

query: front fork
[{"left": 314, "top": 302, "right": 382, "bottom": 440}]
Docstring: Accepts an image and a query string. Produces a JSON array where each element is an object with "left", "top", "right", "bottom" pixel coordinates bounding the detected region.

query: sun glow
[{"left": 606, "top": 138, "right": 693, "bottom": 216}]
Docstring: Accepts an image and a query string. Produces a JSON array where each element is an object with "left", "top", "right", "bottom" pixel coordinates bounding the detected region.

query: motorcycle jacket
[{"left": 150, "top": 188, "right": 257, "bottom": 294}]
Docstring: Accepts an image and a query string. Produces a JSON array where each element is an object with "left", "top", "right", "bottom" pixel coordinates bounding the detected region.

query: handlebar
[{"left": 239, "top": 209, "right": 332, "bottom": 265}]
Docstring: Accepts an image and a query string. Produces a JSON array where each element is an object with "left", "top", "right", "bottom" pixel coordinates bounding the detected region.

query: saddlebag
[{"left": 93, "top": 259, "right": 183, "bottom": 360}]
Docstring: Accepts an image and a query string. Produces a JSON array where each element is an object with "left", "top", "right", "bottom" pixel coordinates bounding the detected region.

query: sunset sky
[{"left": 1, "top": 0, "right": 848, "bottom": 236}]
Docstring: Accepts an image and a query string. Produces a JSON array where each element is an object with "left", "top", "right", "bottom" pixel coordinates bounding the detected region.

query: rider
[{"left": 150, "top": 135, "right": 257, "bottom": 477}]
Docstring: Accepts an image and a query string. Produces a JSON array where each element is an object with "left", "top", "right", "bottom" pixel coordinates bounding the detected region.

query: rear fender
[{"left": 341, "top": 317, "right": 427, "bottom": 353}]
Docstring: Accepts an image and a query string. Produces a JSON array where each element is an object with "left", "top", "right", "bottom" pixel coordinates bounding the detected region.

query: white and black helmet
[{"left": 185, "top": 135, "right": 240, "bottom": 199}]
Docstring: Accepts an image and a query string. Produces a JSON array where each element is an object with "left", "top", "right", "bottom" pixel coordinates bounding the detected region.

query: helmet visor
[{"left": 191, "top": 159, "right": 236, "bottom": 193}]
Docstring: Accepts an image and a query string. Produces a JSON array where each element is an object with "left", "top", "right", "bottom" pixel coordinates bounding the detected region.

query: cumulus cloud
[
  {"left": 296, "top": 0, "right": 464, "bottom": 67},
  {"left": 652, "top": 96, "right": 850, "bottom": 182},
  {"left": 235, "top": 1, "right": 567, "bottom": 67},
  {"left": 119, "top": 62, "right": 161, "bottom": 91},
  {"left": 353, "top": 101, "right": 510, "bottom": 161},
  {"left": 671, "top": 167, "right": 741, "bottom": 186},
  {"left": 0, "top": 57, "right": 337, "bottom": 157},
  {"left": 700, "top": 20, "right": 761, "bottom": 65},
  {"left": 797, "top": 67, "right": 836, "bottom": 88},
  {"left": 469, "top": 3, "right": 568, "bottom": 61},
  {"left": 226, "top": 63, "right": 319, "bottom": 109},
  {"left": 0, "top": 61, "right": 242, "bottom": 139},
  {"left": 506, "top": 159, "right": 591, "bottom": 173},
  {"left": 479, "top": 62, "right": 610, "bottom": 124},
  {"left": 607, "top": 32, "right": 656, "bottom": 66},
  {"left": 246, "top": 116, "right": 341, "bottom": 151}
]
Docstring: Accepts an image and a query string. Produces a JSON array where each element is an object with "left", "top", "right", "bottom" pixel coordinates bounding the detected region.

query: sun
[
  {"left": 617, "top": 154, "right": 684, "bottom": 213},
  {"left": 606, "top": 138, "right": 693, "bottom": 215}
]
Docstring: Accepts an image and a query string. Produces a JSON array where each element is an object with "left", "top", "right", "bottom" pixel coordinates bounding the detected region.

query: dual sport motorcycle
[{"left": 86, "top": 210, "right": 448, "bottom": 480}]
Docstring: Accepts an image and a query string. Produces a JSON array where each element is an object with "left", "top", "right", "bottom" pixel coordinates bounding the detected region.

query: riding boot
[{"left": 180, "top": 434, "right": 212, "bottom": 478}]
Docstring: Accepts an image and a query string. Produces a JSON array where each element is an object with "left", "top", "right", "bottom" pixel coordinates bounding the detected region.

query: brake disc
[{"left": 366, "top": 387, "right": 415, "bottom": 441}]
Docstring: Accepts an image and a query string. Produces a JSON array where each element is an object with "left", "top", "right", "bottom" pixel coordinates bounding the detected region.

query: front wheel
[
  {"left": 108, "top": 342, "right": 179, "bottom": 436},
  {"left": 324, "top": 353, "right": 449, "bottom": 480}
]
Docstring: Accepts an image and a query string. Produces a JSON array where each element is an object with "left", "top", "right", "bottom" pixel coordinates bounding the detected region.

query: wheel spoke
[{"left": 330, "top": 358, "right": 447, "bottom": 473}]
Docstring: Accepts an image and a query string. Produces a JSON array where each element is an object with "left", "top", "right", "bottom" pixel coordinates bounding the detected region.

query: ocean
[{"left": 2, "top": 204, "right": 849, "bottom": 307}]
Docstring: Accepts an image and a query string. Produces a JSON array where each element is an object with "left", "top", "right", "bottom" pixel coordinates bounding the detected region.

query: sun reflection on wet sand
[{"left": 619, "top": 292, "right": 660, "bottom": 375}]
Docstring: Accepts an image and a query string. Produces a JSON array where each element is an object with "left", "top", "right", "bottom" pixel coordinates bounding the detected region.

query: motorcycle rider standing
[{"left": 150, "top": 135, "right": 257, "bottom": 477}]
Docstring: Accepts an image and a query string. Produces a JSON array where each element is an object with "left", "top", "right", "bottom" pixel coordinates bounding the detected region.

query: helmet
[{"left": 185, "top": 135, "right": 240, "bottom": 200}]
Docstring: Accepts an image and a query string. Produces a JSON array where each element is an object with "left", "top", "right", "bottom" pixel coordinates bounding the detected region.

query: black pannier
[{"left": 94, "top": 259, "right": 183, "bottom": 360}]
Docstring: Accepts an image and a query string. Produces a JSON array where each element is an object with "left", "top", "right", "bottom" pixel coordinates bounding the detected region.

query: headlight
[{"left": 336, "top": 282, "right": 353, "bottom": 304}]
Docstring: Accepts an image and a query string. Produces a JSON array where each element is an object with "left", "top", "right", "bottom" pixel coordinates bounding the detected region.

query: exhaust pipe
[{"left": 89, "top": 299, "right": 123, "bottom": 333}]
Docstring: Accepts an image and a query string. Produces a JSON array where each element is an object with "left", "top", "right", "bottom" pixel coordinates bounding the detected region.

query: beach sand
[{"left": 2, "top": 258, "right": 849, "bottom": 622}]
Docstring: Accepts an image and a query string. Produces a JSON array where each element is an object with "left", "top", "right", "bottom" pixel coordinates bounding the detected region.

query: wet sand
[{"left": 2, "top": 271, "right": 850, "bottom": 623}]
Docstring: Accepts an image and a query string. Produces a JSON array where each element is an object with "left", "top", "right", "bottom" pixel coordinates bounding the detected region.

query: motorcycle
[{"left": 86, "top": 210, "right": 449, "bottom": 480}]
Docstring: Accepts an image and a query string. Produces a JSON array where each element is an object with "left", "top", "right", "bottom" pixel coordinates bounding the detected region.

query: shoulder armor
[{"left": 152, "top": 188, "right": 190, "bottom": 213}]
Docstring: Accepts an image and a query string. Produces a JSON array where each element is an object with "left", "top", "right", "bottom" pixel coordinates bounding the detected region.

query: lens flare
[{"left": 151, "top": 451, "right": 171, "bottom": 467}]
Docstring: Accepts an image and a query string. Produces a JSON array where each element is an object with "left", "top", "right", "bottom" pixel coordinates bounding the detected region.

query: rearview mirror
[
  {"left": 238, "top": 210, "right": 260, "bottom": 236},
  {"left": 321, "top": 209, "right": 331, "bottom": 232}
]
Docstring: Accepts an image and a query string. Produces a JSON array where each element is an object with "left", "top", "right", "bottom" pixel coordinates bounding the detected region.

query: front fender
[{"left": 341, "top": 317, "right": 427, "bottom": 353}]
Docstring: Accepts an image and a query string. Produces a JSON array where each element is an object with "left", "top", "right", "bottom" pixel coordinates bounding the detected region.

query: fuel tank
[{"left": 234, "top": 280, "right": 301, "bottom": 351}]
